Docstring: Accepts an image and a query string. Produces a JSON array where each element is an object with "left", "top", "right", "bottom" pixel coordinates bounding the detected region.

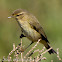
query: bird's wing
[{"left": 28, "top": 16, "right": 49, "bottom": 43}]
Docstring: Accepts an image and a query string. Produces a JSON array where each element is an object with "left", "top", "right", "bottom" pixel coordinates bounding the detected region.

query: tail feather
[
  {"left": 45, "top": 44, "right": 57, "bottom": 54},
  {"left": 40, "top": 40, "right": 56, "bottom": 54}
]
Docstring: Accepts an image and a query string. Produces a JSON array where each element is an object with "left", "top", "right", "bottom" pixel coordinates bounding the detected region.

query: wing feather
[{"left": 28, "top": 15, "right": 49, "bottom": 43}]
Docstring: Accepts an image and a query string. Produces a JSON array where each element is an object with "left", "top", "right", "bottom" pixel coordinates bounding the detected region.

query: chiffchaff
[{"left": 8, "top": 9, "right": 56, "bottom": 54}]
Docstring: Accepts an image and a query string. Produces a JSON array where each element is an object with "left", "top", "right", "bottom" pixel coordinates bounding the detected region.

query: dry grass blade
[{"left": 2, "top": 39, "right": 61, "bottom": 62}]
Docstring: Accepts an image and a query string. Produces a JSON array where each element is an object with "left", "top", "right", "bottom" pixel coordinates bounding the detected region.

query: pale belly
[
  {"left": 22, "top": 26, "right": 41, "bottom": 42},
  {"left": 19, "top": 20, "right": 41, "bottom": 41}
]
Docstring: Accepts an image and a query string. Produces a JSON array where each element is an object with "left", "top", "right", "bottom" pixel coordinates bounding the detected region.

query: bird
[{"left": 8, "top": 9, "right": 56, "bottom": 54}]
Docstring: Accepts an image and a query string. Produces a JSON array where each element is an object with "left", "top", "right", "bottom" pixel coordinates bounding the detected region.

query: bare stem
[{"left": 24, "top": 39, "right": 41, "bottom": 58}]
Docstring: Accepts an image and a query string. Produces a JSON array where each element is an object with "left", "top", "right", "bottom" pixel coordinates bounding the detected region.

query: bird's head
[{"left": 8, "top": 9, "right": 28, "bottom": 20}]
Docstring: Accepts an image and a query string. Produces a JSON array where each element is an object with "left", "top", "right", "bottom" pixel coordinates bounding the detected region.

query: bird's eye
[
  {"left": 16, "top": 14, "right": 23, "bottom": 17},
  {"left": 17, "top": 15, "right": 20, "bottom": 16}
]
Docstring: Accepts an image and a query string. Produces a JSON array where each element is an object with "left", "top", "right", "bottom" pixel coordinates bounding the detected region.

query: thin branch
[
  {"left": 57, "top": 48, "right": 62, "bottom": 61},
  {"left": 24, "top": 39, "right": 41, "bottom": 58}
]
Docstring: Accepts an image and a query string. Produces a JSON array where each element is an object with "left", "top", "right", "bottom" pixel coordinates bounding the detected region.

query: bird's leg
[
  {"left": 25, "top": 41, "right": 34, "bottom": 50},
  {"left": 20, "top": 34, "right": 26, "bottom": 38},
  {"left": 18, "top": 34, "right": 26, "bottom": 46}
]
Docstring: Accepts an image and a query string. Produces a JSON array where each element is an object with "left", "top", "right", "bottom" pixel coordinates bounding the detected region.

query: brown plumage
[{"left": 8, "top": 9, "right": 56, "bottom": 54}]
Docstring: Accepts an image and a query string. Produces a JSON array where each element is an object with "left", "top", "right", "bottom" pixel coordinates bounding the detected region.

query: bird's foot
[{"left": 20, "top": 34, "right": 26, "bottom": 38}]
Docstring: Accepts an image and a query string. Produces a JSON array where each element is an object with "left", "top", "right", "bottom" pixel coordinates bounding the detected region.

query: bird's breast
[{"left": 18, "top": 20, "right": 41, "bottom": 41}]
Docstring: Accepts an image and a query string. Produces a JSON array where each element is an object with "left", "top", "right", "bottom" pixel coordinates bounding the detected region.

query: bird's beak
[
  {"left": 8, "top": 16, "right": 14, "bottom": 18},
  {"left": 8, "top": 16, "right": 12, "bottom": 18}
]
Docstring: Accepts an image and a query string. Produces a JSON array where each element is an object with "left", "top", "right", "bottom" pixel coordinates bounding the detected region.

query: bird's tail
[{"left": 45, "top": 44, "right": 57, "bottom": 54}]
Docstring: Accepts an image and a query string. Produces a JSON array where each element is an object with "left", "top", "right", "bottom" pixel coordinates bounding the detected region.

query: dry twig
[{"left": 2, "top": 39, "right": 61, "bottom": 62}]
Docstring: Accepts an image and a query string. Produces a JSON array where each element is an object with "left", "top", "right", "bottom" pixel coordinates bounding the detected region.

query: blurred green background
[{"left": 0, "top": 0, "right": 62, "bottom": 62}]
